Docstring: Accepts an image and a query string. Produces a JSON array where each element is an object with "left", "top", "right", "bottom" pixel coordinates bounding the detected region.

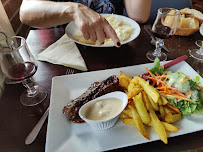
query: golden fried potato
[
  {"left": 148, "top": 121, "right": 179, "bottom": 133},
  {"left": 160, "top": 94, "right": 168, "bottom": 105},
  {"left": 158, "top": 98, "right": 163, "bottom": 105},
  {"left": 148, "top": 95, "right": 159, "bottom": 111},
  {"left": 121, "top": 109, "right": 132, "bottom": 118},
  {"left": 128, "top": 105, "right": 150, "bottom": 140},
  {"left": 164, "top": 113, "right": 182, "bottom": 124},
  {"left": 122, "top": 118, "right": 134, "bottom": 125},
  {"left": 161, "top": 122, "right": 179, "bottom": 133},
  {"left": 164, "top": 107, "right": 178, "bottom": 115},
  {"left": 142, "top": 91, "right": 153, "bottom": 111},
  {"left": 159, "top": 105, "right": 165, "bottom": 120},
  {"left": 128, "top": 83, "right": 136, "bottom": 92},
  {"left": 127, "top": 85, "right": 143, "bottom": 99},
  {"left": 131, "top": 76, "right": 160, "bottom": 103},
  {"left": 149, "top": 108, "right": 168, "bottom": 144},
  {"left": 119, "top": 77, "right": 130, "bottom": 90},
  {"left": 119, "top": 71, "right": 132, "bottom": 90},
  {"left": 133, "top": 93, "right": 151, "bottom": 125}
]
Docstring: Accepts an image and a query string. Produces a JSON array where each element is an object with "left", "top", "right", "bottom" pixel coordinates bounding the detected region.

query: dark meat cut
[{"left": 63, "top": 75, "right": 120, "bottom": 123}]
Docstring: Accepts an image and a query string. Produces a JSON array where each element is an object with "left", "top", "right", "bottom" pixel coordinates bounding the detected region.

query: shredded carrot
[
  {"left": 155, "top": 72, "right": 160, "bottom": 76},
  {"left": 173, "top": 91, "right": 186, "bottom": 97},
  {"left": 169, "top": 94, "right": 193, "bottom": 102},
  {"left": 157, "top": 75, "right": 169, "bottom": 78},
  {"left": 156, "top": 86, "right": 167, "bottom": 90},
  {"left": 159, "top": 91, "right": 172, "bottom": 95},
  {"left": 181, "top": 76, "right": 190, "bottom": 84},
  {"left": 166, "top": 104, "right": 181, "bottom": 114},
  {"left": 195, "top": 84, "right": 203, "bottom": 90},
  {"left": 152, "top": 81, "right": 156, "bottom": 87},
  {"left": 145, "top": 67, "right": 155, "bottom": 77},
  {"left": 163, "top": 71, "right": 168, "bottom": 75},
  {"left": 185, "top": 91, "right": 193, "bottom": 95},
  {"left": 145, "top": 67, "right": 195, "bottom": 102}
]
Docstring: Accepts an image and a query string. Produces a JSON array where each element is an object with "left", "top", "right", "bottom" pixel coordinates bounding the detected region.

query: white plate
[
  {"left": 45, "top": 61, "right": 203, "bottom": 152},
  {"left": 65, "top": 14, "right": 141, "bottom": 47},
  {"left": 200, "top": 24, "right": 203, "bottom": 36}
]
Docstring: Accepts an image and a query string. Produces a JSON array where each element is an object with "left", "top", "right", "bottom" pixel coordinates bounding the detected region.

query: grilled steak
[{"left": 63, "top": 75, "right": 120, "bottom": 123}]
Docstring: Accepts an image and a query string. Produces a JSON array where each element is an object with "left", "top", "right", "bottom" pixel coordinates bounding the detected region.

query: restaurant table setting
[{"left": 0, "top": 7, "right": 203, "bottom": 152}]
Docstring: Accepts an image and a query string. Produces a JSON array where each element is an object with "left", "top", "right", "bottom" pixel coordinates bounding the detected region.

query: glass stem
[
  {"left": 22, "top": 78, "right": 37, "bottom": 97},
  {"left": 153, "top": 39, "right": 164, "bottom": 57},
  {"left": 197, "top": 47, "right": 203, "bottom": 55}
]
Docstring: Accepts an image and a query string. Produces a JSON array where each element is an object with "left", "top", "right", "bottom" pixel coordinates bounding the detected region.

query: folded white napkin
[{"left": 38, "top": 34, "right": 88, "bottom": 71}]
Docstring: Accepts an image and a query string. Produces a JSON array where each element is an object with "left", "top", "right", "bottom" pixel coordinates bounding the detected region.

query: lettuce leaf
[
  {"left": 150, "top": 58, "right": 164, "bottom": 75},
  {"left": 175, "top": 100, "right": 202, "bottom": 115}
]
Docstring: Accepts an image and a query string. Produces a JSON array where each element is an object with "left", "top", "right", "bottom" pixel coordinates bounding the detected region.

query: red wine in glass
[
  {"left": 146, "top": 8, "right": 180, "bottom": 61},
  {"left": 6, "top": 62, "right": 37, "bottom": 81},
  {"left": 0, "top": 36, "right": 47, "bottom": 106},
  {"left": 153, "top": 25, "right": 174, "bottom": 39}
]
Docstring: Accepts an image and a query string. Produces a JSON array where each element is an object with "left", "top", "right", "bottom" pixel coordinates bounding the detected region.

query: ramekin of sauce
[{"left": 79, "top": 91, "right": 128, "bottom": 131}]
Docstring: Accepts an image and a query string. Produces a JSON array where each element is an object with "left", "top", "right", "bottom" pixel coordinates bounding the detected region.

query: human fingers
[
  {"left": 105, "top": 33, "right": 110, "bottom": 39},
  {"left": 79, "top": 23, "right": 90, "bottom": 40},
  {"left": 95, "top": 27, "right": 105, "bottom": 43},
  {"left": 103, "top": 20, "right": 121, "bottom": 47},
  {"left": 88, "top": 29, "right": 97, "bottom": 42}
]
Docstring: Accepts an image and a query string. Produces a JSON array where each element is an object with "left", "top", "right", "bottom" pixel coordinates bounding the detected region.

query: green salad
[{"left": 150, "top": 58, "right": 203, "bottom": 115}]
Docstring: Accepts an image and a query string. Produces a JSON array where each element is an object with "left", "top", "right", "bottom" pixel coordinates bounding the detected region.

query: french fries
[
  {"left": 119, "top": 71, "right": 132, "bottom": 90},
  {"left": 161, "top": 122, "right": 179, "bottom": 133},
  {"left": 131, "top": 76, "right": 160, "bottom": 103},
  {"left": 164, "top": 113, "right": 182, "bottom": 123},
  {"left": 127, "top": 84, "right": 143, "bottom": 99},
  {"left": 119, "top": 71, "right": 182, "bottom": 144},
  {"left": 128, "top": 105, "right": 150, "bottom": 140},
  {"left": 149, "top": 108, "right": 168, "bottom": 144},
  {"left": 133, "top": 93, "right": 150, "bottom": 125}
]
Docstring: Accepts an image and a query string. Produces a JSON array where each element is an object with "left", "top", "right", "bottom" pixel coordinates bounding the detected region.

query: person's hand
[{"left": 73, "top": 3, "right": 121, "bottom": 47}]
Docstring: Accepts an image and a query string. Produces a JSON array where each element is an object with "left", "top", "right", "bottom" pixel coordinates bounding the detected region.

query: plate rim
[{"left": 65, "top": 13, "right": 141, "bottom": 47}]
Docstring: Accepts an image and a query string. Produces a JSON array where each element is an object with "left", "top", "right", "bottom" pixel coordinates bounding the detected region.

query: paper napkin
[{"left": 37, "top": 34, "right": 88, "bottom": 71}]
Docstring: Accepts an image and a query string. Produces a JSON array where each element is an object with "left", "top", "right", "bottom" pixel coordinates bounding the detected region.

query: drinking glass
[
  {"left": 188, "top": 40, "right": 203, "bottom": 77},
  {"left": 0, "top": 36, "right": 47, "bottom": 106},
  {"left": 146, "top": 8, "right": 180, "bottom": 61},
  {"left": 0, "top": 32, "right": 22, "bottom": 84},
  {"left": 189, "top": 40, "right": 203, "bottom": 60}
]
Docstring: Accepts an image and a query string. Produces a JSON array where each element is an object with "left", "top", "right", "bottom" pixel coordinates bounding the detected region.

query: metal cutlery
[
  {"left": 144, "top": 25, "right": 170, "bottom": 52},
  {"left": 25, "top": 107, "right": 49, "bottom": 145},
  {"left": 25, "top": 69, "right": 75, "bottom": 145}
]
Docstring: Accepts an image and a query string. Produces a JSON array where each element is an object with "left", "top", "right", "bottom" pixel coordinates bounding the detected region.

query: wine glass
[
  {"left": 0, "top": 32, "right": 22, "bottom": 84},
  {"left": 0, "top": 36, "right": 47, "bottom": 106},
  {"left": 146, "top": 8, "right": 180, "bottom": 61},
  {"left": 189, "top": 40, "right": 203, "bottom": 60},
  {"left": 188, "top": 40, "right": 203, "bottom": 77}
]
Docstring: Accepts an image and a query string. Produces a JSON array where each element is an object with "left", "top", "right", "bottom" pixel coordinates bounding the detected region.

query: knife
[{"left": 144, "top": 25, "right": 169, "bottom": 52}]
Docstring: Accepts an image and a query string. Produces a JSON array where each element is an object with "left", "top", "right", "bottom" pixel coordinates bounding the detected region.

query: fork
[{"left": 25, "top": 69, "right": 75, "bottom": 145}]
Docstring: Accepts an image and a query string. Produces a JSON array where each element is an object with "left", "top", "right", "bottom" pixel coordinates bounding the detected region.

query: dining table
[{"left": 0, "top": 23, "right": 203, "bottom": 152}]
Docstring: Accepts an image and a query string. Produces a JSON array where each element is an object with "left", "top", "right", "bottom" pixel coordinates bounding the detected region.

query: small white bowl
[{"left": 79, "top": 91, "right": 128, "bottom": 131}]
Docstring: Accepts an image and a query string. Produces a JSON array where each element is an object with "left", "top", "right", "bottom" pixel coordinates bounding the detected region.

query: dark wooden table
[{"left": 0, "top": 25, "right": 203, "bottom": 152}]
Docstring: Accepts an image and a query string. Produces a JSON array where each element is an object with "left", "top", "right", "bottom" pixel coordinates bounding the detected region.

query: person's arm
[
  {"left": 124, "top": 0, "right": 151, "bottom": 23},
  {"left": 20, "top": 0, "right": 121, "bottom": 47}
]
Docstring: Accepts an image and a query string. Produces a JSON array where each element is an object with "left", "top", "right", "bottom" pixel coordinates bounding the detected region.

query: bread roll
[
  {"left": 175, "top": 16, "right": 199, "bottom": 36},
  {"left": 163, "top": 8, "right": 202, "bottom": 36},
  {"left": 180, "top": 8, "right": 203, "bottom": 21}
]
